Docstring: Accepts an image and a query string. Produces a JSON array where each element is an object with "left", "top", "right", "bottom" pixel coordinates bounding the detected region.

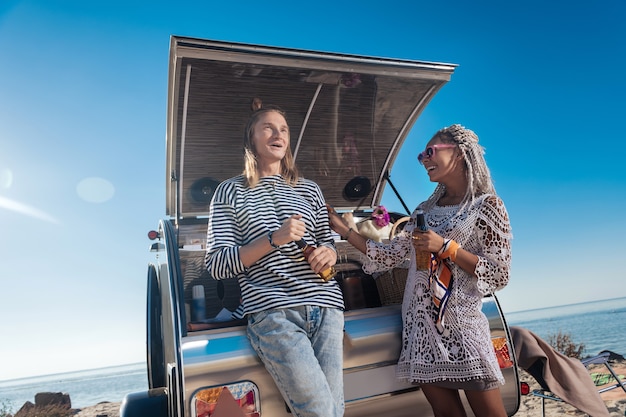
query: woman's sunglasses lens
[{"left": 417, "top": 147, "right": 437, "bottom": 164}]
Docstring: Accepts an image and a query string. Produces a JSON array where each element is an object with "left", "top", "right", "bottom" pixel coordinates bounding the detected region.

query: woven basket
[
  {"left": 375, "top": 267, "right": 408, "bottom": 305},
  {"left": 373, "top": 216, "right": 411, "bottom": 305}
]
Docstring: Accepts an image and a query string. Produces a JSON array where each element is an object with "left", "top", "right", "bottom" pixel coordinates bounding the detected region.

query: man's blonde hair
[{"left": 242, "top": 105, "right": 299, "bottom": 188}]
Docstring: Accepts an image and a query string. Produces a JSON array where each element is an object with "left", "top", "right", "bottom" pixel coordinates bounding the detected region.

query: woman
[
  {"left": 329, "top": 124, "right": 512, "bottom": 417},
  {"left": 205, "top": 105, "right": 345, "bottom": 417}
]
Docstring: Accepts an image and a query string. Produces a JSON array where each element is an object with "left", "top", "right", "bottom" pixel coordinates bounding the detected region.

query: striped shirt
[{"left": 205, "top": 174, "right": 344, "bottom": 316}]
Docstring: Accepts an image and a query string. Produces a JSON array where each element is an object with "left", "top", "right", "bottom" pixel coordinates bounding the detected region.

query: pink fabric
[{"left": 511, "top": 326, "right": 609, "bottom": 417}]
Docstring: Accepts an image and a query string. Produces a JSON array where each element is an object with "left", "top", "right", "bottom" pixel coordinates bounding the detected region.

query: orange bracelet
[{"left": 439, "top": 239, "right": 460, "bottom": 262}]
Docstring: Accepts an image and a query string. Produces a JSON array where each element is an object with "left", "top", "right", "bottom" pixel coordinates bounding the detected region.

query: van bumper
[{"left": 120, "top": 387, "right": 168, "bottom": 417}]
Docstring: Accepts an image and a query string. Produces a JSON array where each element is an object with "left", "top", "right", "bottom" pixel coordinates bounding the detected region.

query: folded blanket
[{"left": 510, "top": 326, "right": 609, "bottom": 417}]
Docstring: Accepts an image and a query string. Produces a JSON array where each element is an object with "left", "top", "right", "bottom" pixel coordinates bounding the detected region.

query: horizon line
[{"left": 504, "top": 295, "right": 626, "bottom": 315}]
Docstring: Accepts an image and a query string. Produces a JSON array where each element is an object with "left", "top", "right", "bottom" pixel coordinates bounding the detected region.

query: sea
[
  {"left": 0, "top": 362, "right": 147, "bottom": 412},
  {"left": 504, "top": 296, "right": 626, "bottom": 358},
  {"left": 0, "top": 297, "right": 624, "bottom": 413}
]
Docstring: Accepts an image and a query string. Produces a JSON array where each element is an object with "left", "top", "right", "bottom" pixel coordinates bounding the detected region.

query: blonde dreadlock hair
[{"left": 425, "top": 124, "right": 496, "bottom": 210}]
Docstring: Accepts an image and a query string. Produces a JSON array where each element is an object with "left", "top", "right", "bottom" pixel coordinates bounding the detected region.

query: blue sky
[{"left": 1, "top": 0, "right": 624, "bottom": 381}]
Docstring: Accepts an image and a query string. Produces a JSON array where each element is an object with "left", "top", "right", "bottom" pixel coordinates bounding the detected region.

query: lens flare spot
[
  {"left": 76, "top": 177, "right": 115, "bottom": 203},
  {"left": 0, "top": 168, "right": 13, "bottom": 188}
]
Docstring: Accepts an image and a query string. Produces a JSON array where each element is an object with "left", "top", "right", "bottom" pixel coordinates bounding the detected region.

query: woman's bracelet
[
  {"left": 437, "top": 238, "right": 448, "bottom": 254},
  {"left": 438, "top": 238, "right": 460, "bottom": 262},
  {"left": 342, "top": 227, "right": 353, "bottom": 241}
]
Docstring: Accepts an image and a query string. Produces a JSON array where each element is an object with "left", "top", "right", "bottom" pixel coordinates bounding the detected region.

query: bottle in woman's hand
[{"left": 412, "top": 210, "right": 431, "bottom": 271}]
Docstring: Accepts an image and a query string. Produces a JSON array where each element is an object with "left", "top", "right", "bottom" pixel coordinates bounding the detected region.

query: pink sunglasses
[{"left": 417, "top": 144, "right": 456, "bottom": 164}]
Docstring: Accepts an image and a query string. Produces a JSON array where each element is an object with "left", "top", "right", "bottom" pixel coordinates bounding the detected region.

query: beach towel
[
  {"left": 429, "top": 256, "right": 452, "bottom": 334},
  {"left": 591, "top": 371, "right": 625, "bottom": 386},
  {"left": 510, "top": 326, "right": 609, "bottom": 417}
]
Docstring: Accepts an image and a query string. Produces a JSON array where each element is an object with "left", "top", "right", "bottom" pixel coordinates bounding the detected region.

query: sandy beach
[
  {"left": 73, "top": 402, "right": 122, "bottom": 417},
  {"left": 515, "top": 360, "right": 626, "bottom": 416}
]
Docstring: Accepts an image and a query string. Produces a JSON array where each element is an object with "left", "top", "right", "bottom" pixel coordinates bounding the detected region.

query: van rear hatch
[{"left": 165, "top": 36, "right": 456, "bottom": 219}]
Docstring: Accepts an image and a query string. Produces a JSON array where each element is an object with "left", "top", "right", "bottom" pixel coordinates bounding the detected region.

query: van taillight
[
  {"left": 520, "top": 381, "right": 530, "bottom": 395},
  {"left": 193, "top": 381, "right": 260, "bottom": 417}
]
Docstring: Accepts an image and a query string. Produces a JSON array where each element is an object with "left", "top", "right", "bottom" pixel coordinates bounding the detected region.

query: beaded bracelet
[
  {"left": 438, "top": 238, "right": 460, "bottom": 262},
  {"left": 267, "top": 231, "right": 280, "bottom": 249},
  {"left": 342, "top": 227, "right": 353, "bottom": 241}
]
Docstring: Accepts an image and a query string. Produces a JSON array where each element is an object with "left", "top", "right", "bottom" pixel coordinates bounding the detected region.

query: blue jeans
[{"left": 247, "top": 306, "right": 344, "bottom": 417}]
